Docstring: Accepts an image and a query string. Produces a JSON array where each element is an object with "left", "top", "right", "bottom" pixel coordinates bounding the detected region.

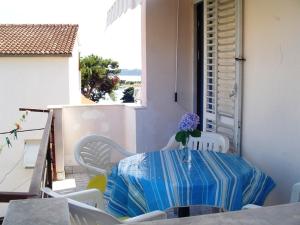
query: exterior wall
[
  {"left": 0, "top": 57, "right": 70, "bottom": 187},
  {"left": 242, "top": 0, "right": 300, "bottom": 204},
  {"left": 0, "top": 57, "right": 71, "bottom": 132},
  {"left": 0, "top": 56, "right": 73, "bottom": 216},
  {"left": 177, "top": 0, "right": 196, "bottom": 112},
  {"left": 68, "top": 39, "right": 81, "bottom": 104},
  {"left": 136, "top": 0, "right": 194, "bottom": 153},
  {"left": 123, "top": 105, "right": 138, "bottom": 154}
]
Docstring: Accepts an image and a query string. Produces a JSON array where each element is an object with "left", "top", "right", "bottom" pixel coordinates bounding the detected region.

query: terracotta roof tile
[{"left": 0, "top": 24, "right": 78, "bottom": 56}]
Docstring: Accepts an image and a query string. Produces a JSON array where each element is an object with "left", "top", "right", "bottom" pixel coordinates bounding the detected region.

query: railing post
[
  {"left": 46, "top": 141, "right": 53, "bottom": 189},
  {"left": 28, "top": 109, "right": 53, "bottom": 197},
  {"left": 50, "top": 116, "right": 57, "bottom": 181},
  {"left": 52, "top": 108, "right": 65, "bottom": 180}
]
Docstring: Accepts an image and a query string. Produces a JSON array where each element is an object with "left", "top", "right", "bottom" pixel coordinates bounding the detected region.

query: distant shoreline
[
  {"left": 120, "top": 69, "right": 141, "bottom": 76},
  {"left": 119, "top": 74, "right": 141, "bottom": 76},
  {"left": 119, "top": 75, "right": 141, "bottom": 82}
]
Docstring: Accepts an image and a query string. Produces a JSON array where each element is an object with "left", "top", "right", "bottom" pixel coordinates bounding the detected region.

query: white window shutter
[{"left": 203, "top": 0, "right": 243, "bottom": 154}]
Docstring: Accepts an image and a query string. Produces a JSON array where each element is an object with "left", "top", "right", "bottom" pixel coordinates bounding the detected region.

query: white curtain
[{"left": 106, "top": 0, "right": 142, "bottom": 27}]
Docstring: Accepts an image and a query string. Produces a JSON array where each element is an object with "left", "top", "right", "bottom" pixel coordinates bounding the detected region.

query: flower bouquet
[
  {"left": 175, "top": 113, "right": 201, "bottom": 148},
  {"left": 175, "top": 113, "right": 201, "bottom": 162}
]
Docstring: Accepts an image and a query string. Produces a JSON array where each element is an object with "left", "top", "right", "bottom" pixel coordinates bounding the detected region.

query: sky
[{"left": 0, "top": 0, "right": 141, "bottom": 69}]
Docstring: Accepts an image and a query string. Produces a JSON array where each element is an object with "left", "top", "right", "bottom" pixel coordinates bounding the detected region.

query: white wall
[
  {"left": 177, "top": 0, "right": 196, "bottom": 112},
  {"left": 0, "top": 57, "right": 73, "bottom": 129},
  {"left": 0, "top": 56, "right": 73, "bottom": 216},
  {"left": 242, "top": 0, "right": 300, "bottom": 204},
  {"left": 0, "top": 57, "right": 70, "bottom": 185},
  {"left": 0, "top": 57, "right": 70, "bottom": 127},
  {"left": 0, "top": 54, "right": 81, "bottom": 185},
  {"left": 136, "top": 0, "right": 191, "bottom": 153},
  {"left": 123, "top": 105, "right": 138, "bottom": 153},
  {"left": 68, "top": 39, "right": 81, "bottom": 104}
]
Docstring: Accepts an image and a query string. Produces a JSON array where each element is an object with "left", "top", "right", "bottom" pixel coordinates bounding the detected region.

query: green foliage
[
  {"left": 190, "top": 129, "right": 201, "bottom": 137},
  {"left": 175, "top": 130, "right": 201, "bottom": 147},
  {"left": 121, "top": 87, "right": 135, "bottom": 103},
  {"left": 175, "top": 131, "right": 189, "bottom": 146},
  {"left": 80, "top": 55, "right": 121, "bottom": 102}
]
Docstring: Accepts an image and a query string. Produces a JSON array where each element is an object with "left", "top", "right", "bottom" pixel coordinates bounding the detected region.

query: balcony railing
[{"left": 0, "top": 108, "right": 56, "bottom": 222}]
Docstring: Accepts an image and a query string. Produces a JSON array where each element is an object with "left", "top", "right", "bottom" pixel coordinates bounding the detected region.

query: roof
[{"left": 0, "top": 24, "right": 78, "bottom": 57}]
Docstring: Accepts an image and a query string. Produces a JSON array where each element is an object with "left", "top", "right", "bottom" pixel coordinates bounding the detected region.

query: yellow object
[
  {"left": 118, "top": 216, "right": 130, "bottom": 220},
  {"left": 87, "top": 175, "right": 130, "bottom": 220},
  {"left": 87, "top": 175, "right": 107, "bottom": 193}
]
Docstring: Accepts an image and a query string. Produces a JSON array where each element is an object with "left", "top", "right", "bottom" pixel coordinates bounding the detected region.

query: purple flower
[{"left": 178, "top": 113, "right": 200, "bottom": 131}]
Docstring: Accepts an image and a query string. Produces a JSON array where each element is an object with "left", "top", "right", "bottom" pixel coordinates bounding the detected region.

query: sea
[{"left": 119, "top": 75, "right": 141, "bottom": 82}]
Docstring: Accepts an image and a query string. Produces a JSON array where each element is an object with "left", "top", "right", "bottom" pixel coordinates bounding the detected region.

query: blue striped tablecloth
[{"left": 104, "top": 149, "right": 275, "bottom": 217}]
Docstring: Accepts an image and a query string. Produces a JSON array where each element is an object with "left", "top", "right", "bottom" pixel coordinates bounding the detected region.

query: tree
[
  {"left": 80, "top": 55, "right": 121, "bottom": 102},
  {"left": 121, "top": 87, "right": 135, "bottom": 103}
]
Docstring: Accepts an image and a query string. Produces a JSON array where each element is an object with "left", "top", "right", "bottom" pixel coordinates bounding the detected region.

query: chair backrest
[
  {"left": 187, "top": 132, "right": 230, "bottom": 153},
  {"left": 163, "top": 132, "right": 229, "bottom": 153},
  {"left": 161, "top": 134, "right": 180, "bottom": 150},
  {"left": 290, "top": 182, "right": 300, "bottom": 203},
  {"left": 42, "top": 187, "right": 122, "bottom": 225},
  {"left": 74, "top": 134, "right": 133, "bottom": 176},
  {"left": 68, "top": 198, "right": 122, "bottom": 225}
]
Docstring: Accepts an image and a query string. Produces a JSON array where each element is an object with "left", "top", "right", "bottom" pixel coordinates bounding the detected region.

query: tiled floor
[{"left": 54, "top": 166, "right": 89, "bottom": 194}]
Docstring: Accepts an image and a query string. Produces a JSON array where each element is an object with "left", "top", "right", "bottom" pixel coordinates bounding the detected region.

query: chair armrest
[
  {"left": 63, "top": 189, "right": 104, "bottom": 210},
  {"left": 80, "top": 163, "right": 107, "bottom": 176},
  {"left": 41, "top": 187, "right": 61, "bottom": 198},
  {"left": 123, "top": 151, "right": 135, "bottom": 157},
  {"left": 242, "top": 204, "right": 262, "bottom": 210},
  {"left": 124, "top": 210, "right": 167, "bottom": 223},
  {"left": 290, "top": 182, "right": 300, "bottom": 203},
  {"left": 223, "top": 136, "right": 230, "bottom": 153}
]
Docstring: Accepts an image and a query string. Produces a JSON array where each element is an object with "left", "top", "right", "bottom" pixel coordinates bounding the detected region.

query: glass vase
[{"left": 181, "top": 143, "right": 191, "bottom": 163}]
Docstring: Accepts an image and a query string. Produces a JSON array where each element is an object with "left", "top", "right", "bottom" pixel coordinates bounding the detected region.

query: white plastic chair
[
  {"left": 74, "top": 134, "right": 134, "bottom": 177},
  {"left": 42, "top": 188, "right": 167, "bottom": 225},
  {"left": 162, "top": 132, "right": 230, "bottom": 153},
  {"left": 290, "top": 182, "right": 300, "bottom": 203},
  {"left": 161, "top": 134, "right": 180, "bottom": 150},
  {"left": 42, "top": 187, "right": 104, "bottom": 210},
  {"left": 187, "top": 132, "right": 230, "bottom": 153},
  {"left": 242, "top": 182, "right": 300, "bottom": 209}
]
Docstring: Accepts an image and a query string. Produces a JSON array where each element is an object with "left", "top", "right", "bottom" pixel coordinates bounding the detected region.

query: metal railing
[{"left": 0, "top": 108, "right": 56, "bottom": 203}]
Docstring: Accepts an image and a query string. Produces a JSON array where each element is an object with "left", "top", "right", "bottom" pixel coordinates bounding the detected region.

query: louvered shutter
[{"left": 203, "top": 0, "right": 243, "bottom": 154}]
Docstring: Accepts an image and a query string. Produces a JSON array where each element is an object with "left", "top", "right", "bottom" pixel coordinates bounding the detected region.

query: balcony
[{"left": 0, "top": 0, "right": 300, "bottom": 224}]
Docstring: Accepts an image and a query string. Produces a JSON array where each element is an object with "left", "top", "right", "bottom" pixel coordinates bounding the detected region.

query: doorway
[{"left": 196, "top": 1, "right": 204, "bottom": 131}]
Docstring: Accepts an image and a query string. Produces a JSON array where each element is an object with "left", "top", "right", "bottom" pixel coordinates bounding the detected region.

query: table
[
  {"left": 165, "top": 205, "right": 224, "bottom": 218},
  {"left": 104, "top": 149, "right": 275, "bottom": 217},
  {"left": 3, "top": 198, "right": 71, "bottom": 225},
  {"left": 129, "top": 203, "right": 300, "bottom": 225}
]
